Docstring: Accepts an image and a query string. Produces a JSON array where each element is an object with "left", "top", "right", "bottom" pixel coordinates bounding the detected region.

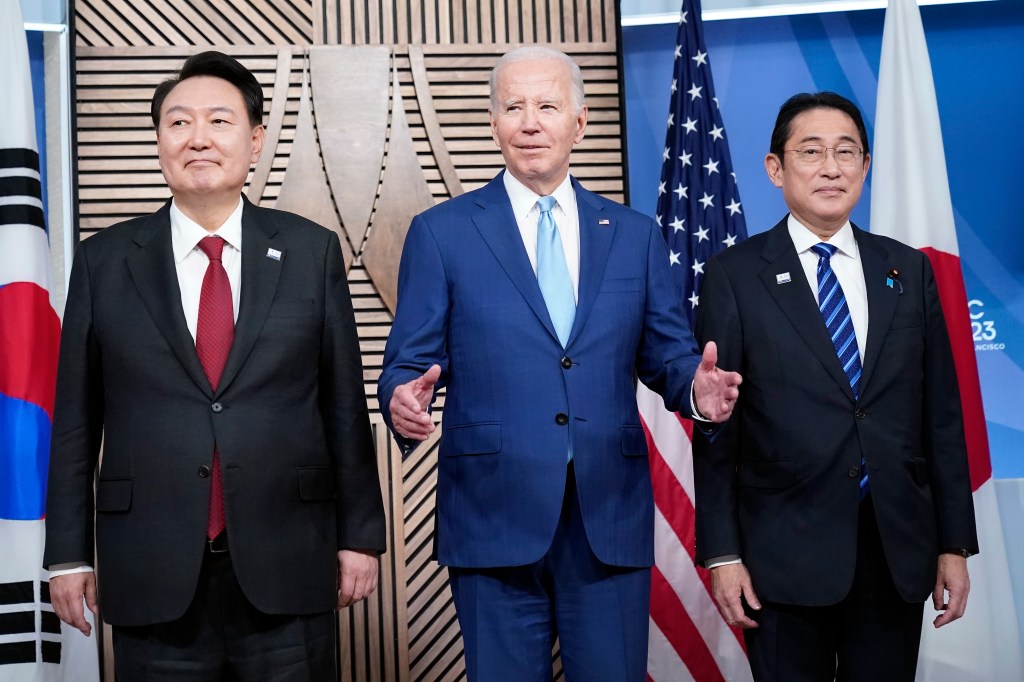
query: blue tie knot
[
  {"left": 537, "top": 195, "right": 557, "bottom": 214},
  {"left": 811, "top": 242, "right": 838, "bottom": 260}
]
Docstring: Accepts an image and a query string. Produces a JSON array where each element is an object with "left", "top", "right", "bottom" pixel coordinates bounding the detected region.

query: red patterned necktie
[{"left": 196, "top": 236, "right": 234, "bottom": 539}]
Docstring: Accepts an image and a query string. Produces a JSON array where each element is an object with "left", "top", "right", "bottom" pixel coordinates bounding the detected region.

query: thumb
[
  {"left": 701, "top": 341, "right": 718, "bottom": 370},
  {"left": 419, "top": 364, "right": 441, "bottom": 389}
]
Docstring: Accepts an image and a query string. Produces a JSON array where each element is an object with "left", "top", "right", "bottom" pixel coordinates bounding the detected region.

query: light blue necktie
[
  {"left": 536, "top": 196, "right": 576, "bottom": 347},
  {"left": 812, "top": 243, "right": 868, "bottom": 499}
]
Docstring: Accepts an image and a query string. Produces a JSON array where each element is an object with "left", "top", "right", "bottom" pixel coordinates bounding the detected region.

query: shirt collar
[
  {"left": 787, "top": 214, "right": 858, "bottom": 259},
  {"left": 170, "top": 197, "right": 244, "bottom": 264},
  {"left": 502, "top": 171, "right": 576, "bottom": 220}
]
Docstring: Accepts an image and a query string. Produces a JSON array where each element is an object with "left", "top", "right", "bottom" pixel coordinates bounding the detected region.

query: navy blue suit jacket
[
  {"left": 693, "top": 218, "right": 978, "bottom": 605},
  {"left": 378, "top": 173, "right": 701, "bottom": 569}
]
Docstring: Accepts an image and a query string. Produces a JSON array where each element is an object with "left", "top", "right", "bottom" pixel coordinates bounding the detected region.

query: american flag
[{"left": 640, "top": 0, "right": 751, "bottom": 679}]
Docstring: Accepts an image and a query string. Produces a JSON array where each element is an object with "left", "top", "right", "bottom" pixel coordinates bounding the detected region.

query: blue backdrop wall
[{"left": 623, "top": 0, "right": 1024, "bottom": 479}]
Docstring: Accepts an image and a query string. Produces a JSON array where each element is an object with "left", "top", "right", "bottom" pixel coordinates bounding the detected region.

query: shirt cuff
[
  {"left": 690, "top": 384, "right": 712, "bottom": 423},
  {"left": 705, "top": 555, "right": 742, "bottom": 569},
  {"left": 49, "top": 563, "right": 94, "bottom": 578}
]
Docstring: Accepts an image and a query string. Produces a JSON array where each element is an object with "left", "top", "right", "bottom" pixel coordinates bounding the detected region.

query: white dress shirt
[
  {"left": 49, "top": 197, "right": 245, "bottom": 577},
  {"left": 503, "top": 171, "right": 580, "bottom": 300},
  {"left": 787, "top": 215, "right": 868, "bottom": 360}
]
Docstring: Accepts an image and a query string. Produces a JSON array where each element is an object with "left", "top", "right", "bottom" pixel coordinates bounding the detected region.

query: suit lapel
[
  {"left": 216, "top": 198, "right": 283, "bottom": 395},
  {"left": 472, "top": 174, "right": 562, "bottom": 343},
  {"left": 856, "top": 228, "right": 899, "bottom": 396},
  {"left": 125, "top": 201, "right": 212, "bottom": 396},
  {"left": 568, "top": 180, "right": 615, "bottom": 348},
  {"left": 757, "top": 219, "right": 856, "bottom": 401}
]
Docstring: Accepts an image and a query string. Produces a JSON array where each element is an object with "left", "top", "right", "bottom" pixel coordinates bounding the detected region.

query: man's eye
[
  {"left": 836, "top": 148, "right": 856, "bottom": 160},
  {"left": 801, "top": 147, "right": 822, "bottom": 157}
]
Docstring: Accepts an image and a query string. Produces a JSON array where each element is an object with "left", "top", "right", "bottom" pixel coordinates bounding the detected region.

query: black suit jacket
[
  {"left": 43, "top": 198, "right": 386, "bottom": 626},
  {"left": 693, "top": 218, "right": 978, "bottom": 605}
]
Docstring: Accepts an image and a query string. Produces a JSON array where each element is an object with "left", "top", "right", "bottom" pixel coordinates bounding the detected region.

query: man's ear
[{"left": 764, "top": 153, "right": 784, "bottom": 188}]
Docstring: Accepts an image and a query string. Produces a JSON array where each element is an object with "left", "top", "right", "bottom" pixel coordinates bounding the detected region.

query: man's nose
[
  {"left": 520, "top": 105, "right": 541, "bottom": 130},
  {"left": 189, "top": 122, "right": 211, "bottom": 148}
]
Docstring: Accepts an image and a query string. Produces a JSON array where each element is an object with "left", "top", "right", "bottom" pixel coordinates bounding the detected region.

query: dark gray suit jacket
[{"left": 44, "top": 197, "right": 385, "bottom": 626}]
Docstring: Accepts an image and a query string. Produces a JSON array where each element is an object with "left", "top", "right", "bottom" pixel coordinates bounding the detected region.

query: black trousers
[
  {"left": 744, "top": 497, "right": 925, "bottom": 682},
  {"left": 113, "top": 544, "right": 336, "bottom": 681}
]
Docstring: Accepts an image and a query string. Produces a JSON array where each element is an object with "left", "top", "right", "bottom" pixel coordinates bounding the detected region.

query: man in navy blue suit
[{"left": 378, "top": 47, "right": 741, "bottom": 681}]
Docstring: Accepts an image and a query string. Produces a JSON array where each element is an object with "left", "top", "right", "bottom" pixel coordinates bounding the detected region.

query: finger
[
  {"left": 337, "top": 577, "right": 354, "bottom": 609},
  {"left": 742, "top": 582, "right": 762, "bottom": 611},
  {"left": 393, "top": 386, "right": 426, "bottom": 414},
  {"left": 84, "top": 575, "right": 99, "bottom": 615},
  {"left": 932, "top": 583, "right": 944, "bottom": 612},
  {"left": 68, "top": 600, "right": 91, "bottom": 637}
]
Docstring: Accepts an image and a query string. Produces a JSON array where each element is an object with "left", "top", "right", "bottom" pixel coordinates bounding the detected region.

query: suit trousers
[
  {"left": 112, "top": 544, "right": 336, "bottom": 681},
  {"left": 743, "top": 497, "right": 925, "bottom": 682},
  {"left": 448, "top": 463, "right": 651, "bottom": 682}
]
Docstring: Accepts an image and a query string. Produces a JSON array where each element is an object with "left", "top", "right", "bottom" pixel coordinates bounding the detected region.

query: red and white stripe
[
  {"left": 640, "top": 383, "right": 752, "bottom": 682},
  {"left": 871, "top": 0, "right": 1022, "bottom": 678}
]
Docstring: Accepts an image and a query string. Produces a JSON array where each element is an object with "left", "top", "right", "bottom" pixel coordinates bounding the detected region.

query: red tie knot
[{"left": 198, "top": 236, "right": 227, "bottom": 262}]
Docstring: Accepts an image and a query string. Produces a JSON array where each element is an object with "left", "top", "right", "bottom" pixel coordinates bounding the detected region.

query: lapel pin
[
  {"left": 598, "top": 219, "right": 610, "bottom": 225},
  {"left": 886, "top": 267, "right": 903, "bottom": 293},
  {"left": 267, "top": 248, "right": 282, "bottom": 261},
  {"left": 776, "top": 272, "right": 791, "bottom": 284}
]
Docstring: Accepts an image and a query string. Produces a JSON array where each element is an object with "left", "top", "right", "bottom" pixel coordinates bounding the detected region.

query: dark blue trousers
[{"left": 449, "top": 463, "right": 652, "bottom": 682}]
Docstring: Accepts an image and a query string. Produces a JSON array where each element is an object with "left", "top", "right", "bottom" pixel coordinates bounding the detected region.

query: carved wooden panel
[{"left": 72, "top": 2, "right": 622, "bottom": 679}]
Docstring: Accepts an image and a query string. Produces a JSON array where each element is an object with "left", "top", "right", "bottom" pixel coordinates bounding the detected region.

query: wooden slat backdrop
[{"left": 74, "top": 1, "right": 623, "bottom": 679}]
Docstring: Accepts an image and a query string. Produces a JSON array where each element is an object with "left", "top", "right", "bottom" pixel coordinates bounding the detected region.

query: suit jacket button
[
  {"left": 855, "top": 408, "right": 866, "bottom": 419},
  {"left": 198, "top": 465, "right": 211, "bottom": 478},
  {"left": 211, "top": 402, "right": 223, "bottom": 413},
  {"left": 555, "top": 413, "right": 569, "bottom": 425},
  {"left": 561, "top": 356, "right": 572, "bottom": 369},
  {"left": 847, "top": 466, "right": 860, "bottom": 478}
]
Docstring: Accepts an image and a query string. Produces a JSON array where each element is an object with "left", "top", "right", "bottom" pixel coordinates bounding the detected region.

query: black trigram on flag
[{"left": 0, "top": 580, "right": 62, "bottom": 666}]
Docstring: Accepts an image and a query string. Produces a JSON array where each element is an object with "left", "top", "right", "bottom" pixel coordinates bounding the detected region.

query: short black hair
[
  {"left": 769, "top": 92, "right": 869, "bottom": 166},
  {"left": 151, "top": 51, "right": 263, "bottom": 128}
]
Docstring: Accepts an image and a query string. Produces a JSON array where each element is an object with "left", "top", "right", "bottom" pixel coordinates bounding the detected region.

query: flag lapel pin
[
  {"left": 267, "top": 248, "right": 282, "bottom": 261},
  {"left": 776, "top": 272, "right": 791, "bottom": 284},
  {"left": 598, "top": 219, "right": 610, "bottom": 225}
]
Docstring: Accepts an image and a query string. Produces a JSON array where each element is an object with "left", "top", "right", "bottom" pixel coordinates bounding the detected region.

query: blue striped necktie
[
  {"left": 811, "top": 243, "right": 869, "bottom": 499},
  {"left": 536, "top": 196, "right": 575, "bottom": 347}
]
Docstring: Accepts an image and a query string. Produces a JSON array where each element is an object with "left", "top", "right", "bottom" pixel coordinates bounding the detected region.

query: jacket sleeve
[
  {"left": 319, "top": 232, "right": 387, "bottom": 553},
  {"left": 634, "top": 218, "right": 700, "bottom": 414},
  {"left": 377, "top": 215, "right": 449, "bottom": 452},
  {"left": 691, "top": 255, "right": 744, "bottom": 563},
  {"left": 43, "top": 243, "right": 105, "bottom": 568}
]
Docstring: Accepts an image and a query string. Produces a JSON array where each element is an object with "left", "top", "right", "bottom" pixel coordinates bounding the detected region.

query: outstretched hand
[
  {"left": 389, "top": 364, "right": 441, "bottom": 440},
  {"left": 693, "top": 341, "right": 742, "bottom": 423}
]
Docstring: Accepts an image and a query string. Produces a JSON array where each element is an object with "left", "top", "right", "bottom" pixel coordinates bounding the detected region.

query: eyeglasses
[{"left": 785, "top": 145, "right": 864, "bottom": 167}]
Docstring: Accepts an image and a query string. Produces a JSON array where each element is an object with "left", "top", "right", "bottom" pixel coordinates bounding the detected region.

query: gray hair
[{"left": 489, "top": 46, "right": 586, "bottom": 115}]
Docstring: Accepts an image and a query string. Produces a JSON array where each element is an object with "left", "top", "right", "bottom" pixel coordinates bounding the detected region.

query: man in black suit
[
  {"left": 693, "top": 92, "right": 978, "bottom": 681},
  {"left": 44, "top": 51, "right": 386, "bottom": 680}
]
